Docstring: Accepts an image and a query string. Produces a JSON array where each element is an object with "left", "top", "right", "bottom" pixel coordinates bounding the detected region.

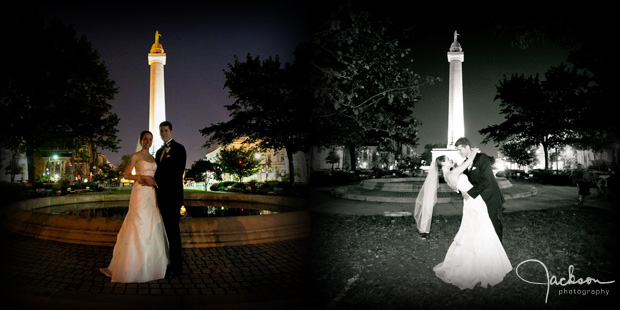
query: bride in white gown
[
  {"left": 100, "top": 131, "right": 169, "bottom": 283},
  {"left": 416, "top": 150, "right": 512, "bottom": 290}
]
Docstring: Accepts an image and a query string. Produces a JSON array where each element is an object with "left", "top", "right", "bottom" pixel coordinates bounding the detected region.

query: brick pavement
[
  {"left": 0, "top": 227, "right": 310, "bottom": 309},
  {"left": 1, "top": 179, "right": 614, "bottom": 309}
]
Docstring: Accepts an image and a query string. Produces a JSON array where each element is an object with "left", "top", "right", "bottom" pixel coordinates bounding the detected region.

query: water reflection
[{"left": 32, "top": 200, "right": 282, "bottom": 218}]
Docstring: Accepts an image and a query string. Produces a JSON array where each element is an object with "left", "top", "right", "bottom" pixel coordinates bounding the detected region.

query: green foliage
[
  {"left": 36, "top": 175, "right": 55, "bottom": 184},
  {"left": 209, "top": 181, "right": 237, "bottom": 192},
  {"left": 215, "top": 146, "right": 261, "bottom": 182}
]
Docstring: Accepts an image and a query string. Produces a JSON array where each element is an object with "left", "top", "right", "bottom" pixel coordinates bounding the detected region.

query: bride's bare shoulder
[{"left": 132, "top": 152, "right": 155, "bottom": 163}]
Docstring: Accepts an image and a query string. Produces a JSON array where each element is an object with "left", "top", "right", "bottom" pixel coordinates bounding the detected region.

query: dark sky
[
  {"left": 31, "top": 2, "right": 579, "bottom": 168},
  {"left": 33, "top": 2, "right": 310, "bottom": 168}
]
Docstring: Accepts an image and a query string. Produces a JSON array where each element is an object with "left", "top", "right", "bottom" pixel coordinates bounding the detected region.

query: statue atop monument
[
  {"left": 449, "top": 30, "right": 462, "bottom": 53},
  {"left": 150, "top": 31, "right": 165, "bottom": 54}
]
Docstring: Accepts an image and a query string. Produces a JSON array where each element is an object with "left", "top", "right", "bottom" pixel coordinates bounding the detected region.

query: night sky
[{"left": 30, "top": 2, "right": 579, "bottom": 168}]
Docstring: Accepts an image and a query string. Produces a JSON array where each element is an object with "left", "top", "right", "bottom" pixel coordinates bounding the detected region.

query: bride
[
  {"left": 100, "top": 131, "right": 169, "bottom": 283},
  {"left": 416, "top": 150, "right": 512, "bottom": 290}
]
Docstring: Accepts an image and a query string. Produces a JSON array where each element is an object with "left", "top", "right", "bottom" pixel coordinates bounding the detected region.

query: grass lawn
[{"left": 309, "top": 205, "right": 619, "bottom": 309}]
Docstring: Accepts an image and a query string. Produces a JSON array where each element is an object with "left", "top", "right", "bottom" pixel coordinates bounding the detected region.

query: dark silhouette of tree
[
  {"left": 420, "top": 143, "right": 446, "bottom": 165},
  {"left": 491, "top": 5, "right": 615, "bottom": 151},
  {"left": 309, "top": 4, "right": 436, "bottom": 171},
  {"left": 4, "top": 150, "right": 24, "bottom": 183},
  {"left": 1, "top": 11, "right": 119, "bottom": 183},
  {"left": 200, "top": 53, "right": 310, "bottom": 184},
  {"left": 186, "top": 160, "right": 222, "bottom": 191},
  {"left": 480, "top": 64, "right": 590, "bottom": 169}
]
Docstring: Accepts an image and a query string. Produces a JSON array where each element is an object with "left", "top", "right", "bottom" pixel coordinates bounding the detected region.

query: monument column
[
  {"left": 446, "top": 30, "right": 464, "bottom": 149},
  {"left": 148, "top": 31, "right": 166, "bottom": 155},
  {"left": 430, "top": 31, "right": 465, "bottom": 164}
]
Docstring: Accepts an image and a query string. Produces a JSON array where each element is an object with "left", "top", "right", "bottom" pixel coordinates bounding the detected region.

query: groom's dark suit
[
  {"left": 155, "top": 139, "right": 186, "bottom": 274},
  {"left": 463, "top": 153, "right": 504, "bottom": 242}
]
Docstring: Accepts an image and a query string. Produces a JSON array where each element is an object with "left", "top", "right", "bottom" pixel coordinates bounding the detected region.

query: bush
[
  {"left": 254, "top": 181, "right": 308, "bottom": 197},
  {"left": 209, "top": 181, "right": 236, "bottom": 191},
  {"left": 256, "top": 181, "right": 279, "bottom": 194},
  {"left": 229, "top": 182, "right": 250, "bottom": 193}
]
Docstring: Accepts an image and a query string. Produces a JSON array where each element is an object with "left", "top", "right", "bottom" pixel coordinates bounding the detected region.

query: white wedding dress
[
  {"left": 101, "top": 161, "right": 169, "bottom": 283},
  {"left": 433, "top": 174, "right": 512, "bottom": 290}
]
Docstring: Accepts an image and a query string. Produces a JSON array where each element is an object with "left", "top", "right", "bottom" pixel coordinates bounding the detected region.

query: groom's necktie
[{"left": 160, "top": 142, "right": 169, "bottom": 162}]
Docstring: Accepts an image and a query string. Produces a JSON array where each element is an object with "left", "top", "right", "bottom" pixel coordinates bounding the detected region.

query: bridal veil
[{"left": 414, "top": 161, "right": 438, "bottom": 233}]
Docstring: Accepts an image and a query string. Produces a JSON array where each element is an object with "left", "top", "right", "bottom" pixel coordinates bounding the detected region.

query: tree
[
  {"left": 479, "top": 64, "right": 589, "bottom": 169},
  {"left": 200, "top": 53, "right": 311, "bottom": 184},
  {"left": 185, "top": 160, "right": 222, "bottom": 191},
  {"left": 498, "top": 141, "right": 538, "bottom": 169},
  {"left": 215, "top": 146, "right": 261, "bottom": 182},
  {"left": 309, "top": 4, "right": 436, "bottom": 171},
  {"left": 420, "top": 143, "right": 446, "bottom": 165},
  {"left": 94, "top": 163, "right": 118, "bottom": 184},
  {"left": 492, "top": 6, "right": 616, "bottom": 151},
  {"left": 325, "top": 148, "right": 340, "bottom": 171},
  {"left": 4, "top": 150, "right": 25, "bottom": 183},
  {"left": 0, "top": 11, "right": 120, "bottom": 183}
]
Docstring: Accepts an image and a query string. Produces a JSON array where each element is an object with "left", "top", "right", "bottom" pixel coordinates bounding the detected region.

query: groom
[
  {"left": 155, "top": 121, "right": 186, "bottom": 276},
  {"left": 455, "top": 137, "right": 505, "bottom": 243}
]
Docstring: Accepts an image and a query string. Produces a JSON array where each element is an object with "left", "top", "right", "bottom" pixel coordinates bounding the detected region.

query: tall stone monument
[
  {"left": 148, "top": 31, "right": 166, "bottom": 155},
  {"left": 447, "top": 30, "right": 465, "bottom": 148},
  {"left": 432, "top": 31, "right": 465, "bottom": 164}
]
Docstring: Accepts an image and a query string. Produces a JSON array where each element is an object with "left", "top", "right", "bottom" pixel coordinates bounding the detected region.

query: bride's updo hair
[
  {"left": 436, "top": 155, "right": 447, "bottom": 169},
  {"left": 139, "top": 130, "right": 152, "bottom": 141}
]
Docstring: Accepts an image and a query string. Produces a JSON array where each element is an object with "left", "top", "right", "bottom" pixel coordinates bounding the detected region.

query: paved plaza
[
  {"left": 0, "top": 179, "right": 615, "bottom": 309},
  {"left": 0, "top": 230, "right": 309, "bottom": 309}
]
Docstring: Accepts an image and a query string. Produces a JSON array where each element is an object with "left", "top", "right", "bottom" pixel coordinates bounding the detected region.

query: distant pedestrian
[{"left": 570, "top": 164, "right": 595, "bottom": 206}]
